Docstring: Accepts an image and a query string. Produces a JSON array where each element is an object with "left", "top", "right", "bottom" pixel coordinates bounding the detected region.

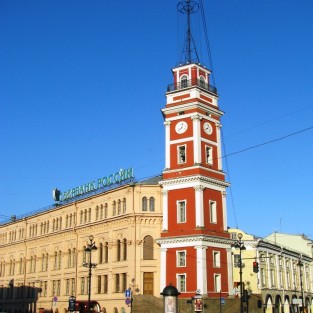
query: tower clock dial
[
  {"left": 175, "top": 121, "right": 188, "bottom": 134},
  {"left": 203, "top": 122, "right": 213, "bottom": 135}
]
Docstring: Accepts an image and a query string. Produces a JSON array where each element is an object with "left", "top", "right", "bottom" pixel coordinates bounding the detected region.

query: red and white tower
[{"left": 158, "top": 0, "right": 232, "bottom": 298}]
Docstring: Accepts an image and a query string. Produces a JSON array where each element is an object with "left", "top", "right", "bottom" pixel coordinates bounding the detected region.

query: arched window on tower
[
  {"left": 123, "top": 198, "right": 126, "bottom": 213},
  {"left": 199, "top": 76, "right": 206, "bottom": 89},
  {"left": 181, "top": 75, "right": 188, "bottom": 89},
  {"left": 143, "top": 235, "right": 154, "bottom": 260}
]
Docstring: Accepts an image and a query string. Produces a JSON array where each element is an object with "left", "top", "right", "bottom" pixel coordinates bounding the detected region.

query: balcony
[{"left": 167, "top": 78, "right": 217, "bottom": 95}]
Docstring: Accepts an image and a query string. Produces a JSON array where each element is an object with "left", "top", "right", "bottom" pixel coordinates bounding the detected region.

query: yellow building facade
[
  {"left": 0, "top": 173, "right": 163, "bottom": 313},
  {"left": 229, "top": 229, "right": 313, "bottom": 313}
]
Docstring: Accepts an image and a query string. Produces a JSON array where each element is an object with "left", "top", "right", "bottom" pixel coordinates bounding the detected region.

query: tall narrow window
[
  {"left": 104, "top": 203, "right": 108, "bottom": 218},
  {"left": 177, "top": 274, "right": 186, "bottom": 292},
  {"left": 115, "top": 274, "right": 120, "bottom": 293},
  {"left": 149, "top": 197, "right": 155, "bottom": 212},
  {"left": 177, "top": 201, "right": 186, "bottom": 223},
  {"left": 113, "top": 201, "right": 116, "bottom": 216},
  {"left": 118, "top": 200, "right": 121, "bottom": 214},
  {"left": 214, "top": 274, "right": 221, "bottom": 292},
  {"left": 99, "top": 243, "right": 103, "bottom": 263},
  {"left": 177, "top": 251, "right": 186, "bottom": 267},
  {"left": 123, "top": 239, "right": 127, "bottom": 261},
  {"left": 178, "top": 145, "right": 186, "bottom": 164},
  {"left": 143, "top": 235, "right": 154, "bottom": 260},
  {"left": 181, "top": 75, "right": 188, "bottom": 89},
  {"left": 199, "top": 76, "right": 206, "bottom": 88},
  {"left": 209, "top": 201, "right": 217, "bottom": 223},
  {"left": 116, "top": 240, "right": 121, "bottom": 261},
  {"left": 123, "top": 198, "right": 126, "bottom": 213},
  {"left": 103, "top": 275, "right": 108, "bottom": 293},
  {"left": 95, "top": 206, "right": 99, "bottom": 221},
  {"left": 142, "top": 197, "right": 148, "bottom": 211},
  {"left": 104, "top": 242, "right": 109, "bottom": 263},
  {"left": 206, "top": 146, "right": 213, "bottom": 164},
  {"left": 213, "top": 251, "right": 221, "bottom": 267}
]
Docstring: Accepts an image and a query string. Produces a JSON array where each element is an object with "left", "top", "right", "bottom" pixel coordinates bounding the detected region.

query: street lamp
[
  {"left": 231, "top": 233, "right": 246, "bottom": 313},
  {"left": 83, "top": 235, "right": 97, "bottom": 313},
  {"left": 297, "top": 257, "right": 305, "bottom": 313}
]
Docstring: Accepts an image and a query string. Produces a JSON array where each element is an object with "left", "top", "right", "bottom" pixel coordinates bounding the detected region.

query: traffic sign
[
  {"left": 125, "top": 289, "right": 131, "bottom": 298},
  {"left": 125, "top": 297, "right": 131, "bottom": 305}
]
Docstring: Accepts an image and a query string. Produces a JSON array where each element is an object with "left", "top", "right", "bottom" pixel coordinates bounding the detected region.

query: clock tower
[{"left": 157, "top": 0, "right": 233, "bottom": 298}]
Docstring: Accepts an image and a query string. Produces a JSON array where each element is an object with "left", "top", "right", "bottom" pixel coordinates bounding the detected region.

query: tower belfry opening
[{"left": 178, "top": 0, "right": 200, "bottom": 65}]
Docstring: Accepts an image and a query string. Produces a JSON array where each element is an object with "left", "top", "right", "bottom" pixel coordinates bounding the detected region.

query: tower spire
[{"left": 177, "top": 0, "right": 200, "bottom": 64}]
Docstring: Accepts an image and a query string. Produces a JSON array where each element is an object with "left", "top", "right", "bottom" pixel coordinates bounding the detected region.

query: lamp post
[
  {"left": 83, "top": 235, "right": 97, "bottom": 313},
  {"left": 298, "top": 258, "right": 305, "bottom": 313},
  {"left": 232, "top": 233, "right": 246, "bottom": 313}
]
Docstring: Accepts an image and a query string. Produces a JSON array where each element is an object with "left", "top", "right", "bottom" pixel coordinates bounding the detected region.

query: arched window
[
  {"left": 88, "top": 208, "right": 91, "bottom": 222},
  {"left": 181, "top": 75, "right": 188, "bottom": 88},
  {"left": 104, "top": 203, "right": 108, "bottom": 218},
  {"left": 113, "top": 201, "right": 116, "bottom": 216},
  {"left": 116, "top": 239, "right": 121, "bottom": 261},
  {"left": 123, "top": 198, "right": 126, "bottom": 213},
  {"left": 104, "top": 242, "right": 108, "bottom": 263},
  {"left": 118, "top": 200, "right": 121, "bottom": 215},
  {"left": 95, "top": 206, "right": 99, "bottom": 221},
  {"left": 142, "top": 197, "right": 147, "bottom": 211},
  {"left": 199, "top": 76, "right": 206, "bottom": 88},
  {"left": 143, "top": 235, "right": 154, "bottom": 260},
  {"left": 80, "top": 211, "right": 83, "bottom": 225},
  {"left": 149, "top": 197, "right": 155, "bottom": 212},
  {"left": 123, "top": 239, "right": 127, "bottom": 261},
  {"left": 84, "top": 209, "right": 87, "bottom": 223},
  {"left": 99, "top": 243, "right": 103, "bottom": 264}
]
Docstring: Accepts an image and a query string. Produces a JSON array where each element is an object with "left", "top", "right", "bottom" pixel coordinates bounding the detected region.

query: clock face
[
  {"left": 175, "top": 121, "right": 188, "bottom": 134},
  {"left": 203, "top": 122, "right": 213, "bottom": 135}
]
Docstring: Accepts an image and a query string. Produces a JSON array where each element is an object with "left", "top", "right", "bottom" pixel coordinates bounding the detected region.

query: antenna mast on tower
[{"left": 177, "top": 0, "right": 200, "bottom": 64}]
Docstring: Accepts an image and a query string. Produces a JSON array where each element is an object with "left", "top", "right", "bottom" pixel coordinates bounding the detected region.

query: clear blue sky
[{"left": 1, "top": 0, "right": 313, "bottom": 238}]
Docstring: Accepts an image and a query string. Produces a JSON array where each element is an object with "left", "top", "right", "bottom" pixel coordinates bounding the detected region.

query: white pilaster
[
  {"left": 216, "top": 122, "right": 222, "bottom": 170},
  {"left": 194, "top": 185, "right": 205, "bottom": 227},
  {"left": 195, "top": 245, "right": 208, "bottom": 294},
  {"left": 162, "top": 190, "right": 169, "bottom": 231},
  {"left": 222, "top": 191, "right": 228, "bottom": 231},
  {"left": 160, "top": 247, "right": 167, "bottom": 292},
  {"left": 192, "top": 114, "right": 202, "bottom": 164},
  {"left": 164, "top": 121, "right": 171, "bottom": 169}
]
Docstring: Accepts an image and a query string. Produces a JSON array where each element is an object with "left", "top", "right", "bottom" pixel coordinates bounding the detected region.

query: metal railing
[{"left": 167, "top": 78, "right": 217, "bottom": 94}]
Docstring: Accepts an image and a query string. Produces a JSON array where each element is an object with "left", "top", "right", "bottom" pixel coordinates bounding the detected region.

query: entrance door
[{"left": 143, "top": 272, "right": 154, "bottom": 295}]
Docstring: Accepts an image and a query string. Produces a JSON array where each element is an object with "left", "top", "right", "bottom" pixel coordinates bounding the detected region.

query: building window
[
  {"left": 178, "top": 145, "right": 186, "bottom": 164},
  {"left": 213, "top": 251, "right": 220, "bottom": 268},
  {"left": 103, "top": 275, "right": 108, "bottom": 293},
  {"left": 104, "top": 242, "right": 109, "bottom": 263},
  {"left": 122, "top": 273, "right": 127, "bottom": 291},
  {"left": 81, "top": 277, "right": 85, "bottom": 295},
  {"left": 116, "top": 240, "right": 121, "bottom": 261},
  {"left": 123, "top": 239, "right": 127, "bottom": 261},
  {"left": 99, "top": 243, "right": 103, "bottom": 264},
  {"left": 177, "top": 251, "right": 186, "bottom": 267},
  {"left": 261, "top": 268, "right": 266, "bottom": 287},
  {"left": 234, "top": 254, "right": 241, "bottom": 268},
  {"left": 142, "top": 197, "right": 148, "bottom": 211},
  {"left": 115, "top": 274, "right": 120, "bottom": 293},
  {"left": 104, "top": 203, "right": 108, "bottom": 218},
  {"left": 214, "top": 274, "right": 221, "bottom": 292},
  {"left": 143, "top": 235, "right": 154, "bottom": 260},
  {"left": 177, "top": 201, "right": 186, "bottom": 223},
  {"left": 95, "top": 206, "right": 99, "bottom": 221},
  {"left": 149, "top": 197, "right": 155, "bottom": 211},
  {"left": 205, "top": 146, "right": 213, "bottom": 164},
  {"left": 118, "top": 200, "right": 121, "bottom": 214},
  {"left": 181, "top": 75, "right": 188, "bottom": 88},
  {"left": 113, "top": 201, "right": 116, "bottom": 216},
  {"left": 123, "top": 198, "right": 126, "bottom": 213},
  {"left": 209, "top": 201, "right": 217, "bottom": 223},
  {"left": 177, "top": 274, "right": 186, "bottom": 292},
  {"left": 199, "top": 76, "right": 206, "bottom": 88}
]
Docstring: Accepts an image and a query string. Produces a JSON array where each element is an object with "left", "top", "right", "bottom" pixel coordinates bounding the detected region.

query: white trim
[{"left": 195, "top": 246, "right": 208, "bottom": 294}]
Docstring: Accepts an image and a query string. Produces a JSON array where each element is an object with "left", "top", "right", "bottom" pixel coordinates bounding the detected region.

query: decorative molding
[{"left": 160, "top": 175, "right": 229, "bottom": 188}]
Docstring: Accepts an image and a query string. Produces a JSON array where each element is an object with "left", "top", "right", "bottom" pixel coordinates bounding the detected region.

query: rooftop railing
[{"left": 167, "top": 78, "right": 217, "bottom": 95}]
